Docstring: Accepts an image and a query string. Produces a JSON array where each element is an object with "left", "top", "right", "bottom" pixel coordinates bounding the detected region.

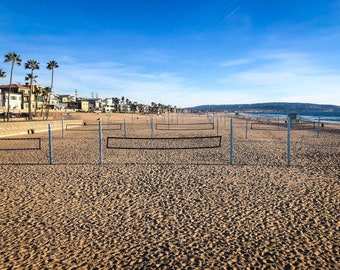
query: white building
[
  {"left": 0, "top": 90, "right": 22, "bottom": 110},
  {"left": 48, "top": 93, "right": 61, "bottom": 109},
  {"left": 103, "top": 98, "right": 116, "bottom": 112}
]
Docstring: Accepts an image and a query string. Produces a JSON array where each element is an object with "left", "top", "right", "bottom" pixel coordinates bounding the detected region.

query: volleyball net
[
  {"left": 106, "top": 135, "right": 222, "bottom": 150},
  {"left": 0, "top": 138, "right": 41, "bottom": 150},
  {"left": 250, "top": 121, "right": 323, "bottom": 130},
  {"left": 155, "top": 122, "right": 214, "bottom": 130},
  {"left": 66, "top": 123, "right": 122, "bottom": 131}
]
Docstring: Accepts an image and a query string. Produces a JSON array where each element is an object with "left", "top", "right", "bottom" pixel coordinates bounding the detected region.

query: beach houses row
[
  {"left": 0, "top": 84, "right": 81, "bottom": 112},
  {"left": 55, "top": 96, "right": 178, "bottom": 114},
  {"left": 0, "top": 84, "right": 44, "bottom": 112},
  {"left": 0, "top": 84, "right": 178, "bottom": 114}
]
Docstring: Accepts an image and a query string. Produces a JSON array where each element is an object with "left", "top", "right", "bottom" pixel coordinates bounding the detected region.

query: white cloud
[
  {"left": 3, "top": 46, "right": 339, "bottom": 107},
  {"left": 217, "top": 51, "right": 340, "bottom": 105},
  {"left": 220, "top": 58, "right": 252, "bottom": 67}
]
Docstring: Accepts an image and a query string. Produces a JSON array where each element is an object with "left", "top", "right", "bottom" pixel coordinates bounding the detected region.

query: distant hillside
[{"left": 187, "top": 102, "right": 340, "bottom": 114}]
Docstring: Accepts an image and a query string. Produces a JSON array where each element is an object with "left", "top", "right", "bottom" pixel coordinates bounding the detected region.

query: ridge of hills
[{"left": 186, "top": 102, "right": 340, "bottom": 114}]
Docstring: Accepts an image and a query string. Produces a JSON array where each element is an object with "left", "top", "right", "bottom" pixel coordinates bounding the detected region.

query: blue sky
[{"left": 1, "top": 0, "right": 340, "bottom": 107}]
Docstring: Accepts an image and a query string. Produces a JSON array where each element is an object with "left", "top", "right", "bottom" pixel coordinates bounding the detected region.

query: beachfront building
[
  {"left": 58, "top": 95, "right": 89, "bottom": 112},
  {"left": 0, "top": 90, "right": 22, "bottom": 110},
  {"left": 77, "top": 100, "right": 89, "bottom": 112},
  {"left": 48, "top": 93, "right": 61, "bottom": 110},
  {"left": 31, "top": 84, "right": 45, "bottom": 110},
  {"left": 58, "top": 95, "right": 76, "bottom": 110},
  {"left": 0, "top": 84, "right": 31, "bottom": 110},
  {"left": 103, "top": 98, "right": 117, "bottom": 112},
  {"left": 60, "top": 95, "right": 76, "bottom": 103},
  {"left": 82, "top": 98, "right": 102, "bottom": 111}
]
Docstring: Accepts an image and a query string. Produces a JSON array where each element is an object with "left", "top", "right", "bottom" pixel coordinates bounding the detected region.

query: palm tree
[
  {"left": 4, "top": 52, "right": 22, "bottom": 121},
  {"left": 0, "top": 69, "right": 6, "bottom": 110},
  {"left": 40, "top": 87, "right": 51, "bottom": 117},
  {"left": 46, "top": 60, "right": 59, "bottom": 120},
  {"left": 25, "top": 59, "right": 40, "bottom": 121},
  {"left": 112, "top": 97, "right": 119, "bottom": 112},
  {"left": 33, "top": 86, "right": 42, "bottom": 116},
  {"left": 0, "top": 68, "right": 6, "bottom": 78},
  {"left": 25, "top": 73, "right": 38, "bottom": 118}
]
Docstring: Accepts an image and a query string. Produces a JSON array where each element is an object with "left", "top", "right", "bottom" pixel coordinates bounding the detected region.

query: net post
[
  {"left": 124, "top": 118, "right": 127, "bottom": 138},
  {"left": 216, "top": 119, "right": 219, "bottom": 136},
  {"left": 317, "top": 117, "right": 321, "bottom": 138},
  {"left": 229, "top": 118, "right": 233, "bottom": 166},
  {"left": 246, "top": 118, "right": 249, "bottom": 139},
  {"left": 99, "top": 120, "right": 103, "bottom": 166},
  {"left": 61, "top": 117, "right": 64, "bottom": 139},
  {"left": 150, "top": 117, "right": 154, "bottom": 138},
  {"left": 287, "top": 116, "right": 291, "bottom": 167},
  {"left": 48, "top": 124, "right": 53, "bottom": 165}
]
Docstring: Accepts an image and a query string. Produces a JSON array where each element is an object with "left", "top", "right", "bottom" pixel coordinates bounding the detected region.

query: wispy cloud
[
  {"left": 218, "top": 51, "right": 340, "bottom": 104},
  {"left": 3, "top": 47, "right": 340, "bottom": 107},
  {"left": 220, "top": 58, "right": 252, "bottom": 67}
]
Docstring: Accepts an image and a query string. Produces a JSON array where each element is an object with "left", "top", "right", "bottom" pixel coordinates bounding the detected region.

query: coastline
[{"left": 240, "top": 111, "right": 340, "bottom": 124}]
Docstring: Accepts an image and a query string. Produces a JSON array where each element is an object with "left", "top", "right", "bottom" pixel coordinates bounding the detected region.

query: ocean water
[{"left": 241, "top": 112, "right": 340, "bottom": 124}]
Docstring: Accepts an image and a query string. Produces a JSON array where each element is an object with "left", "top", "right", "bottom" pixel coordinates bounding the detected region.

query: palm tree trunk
[
  {"left": 40, "top": 103, "right": 44, "bottom": 117},
  {"left": 46, "top": 69, "right": 54, "bottom": 120},
  {"left": 6, "top": 64, "right": 14, "bottom": 122},
  {"left": 34, "top": 94, "right": 38, "bottom": 117},
  {"left": 40, "top": 98, "right": 45, "bottom": 117},
  {"left": 29, "top": 76, "right": 33, "bottom": 121}
]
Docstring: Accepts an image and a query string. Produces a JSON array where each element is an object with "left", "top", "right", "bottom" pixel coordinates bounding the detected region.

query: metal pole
[
  {"left": 48, "top": 124, "right": 53, "bottom": 165},
  {"left": 246, "top": 118, "right": 248, "bottom": 139},
  {"left": 99, "top": 120, "right": 103, "bottom": 166},
  {"left": 287, "top": 117, "right": 291, "bottom": 167},
  {"left": 230, "top": 118, "right": 233, "bottom": 166},
  {"left": 150, "top": 117, "right": 154, "bottom": 138},
  {"left": 124, "top": 118, "right": 127, "bottom": 138},
  {"left": 61, "top": 117, "right": 64, "bottom": 139},
  {"left": 216, "top": 119, "right": 219, "bottom": 136},
  {"left": 317, "top": 117, "right": 321, "bottom": 138}
]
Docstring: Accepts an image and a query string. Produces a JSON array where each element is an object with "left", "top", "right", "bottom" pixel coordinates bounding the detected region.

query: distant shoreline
[{"left": 240, "top": 112, "right": 340, "bottom": 124}]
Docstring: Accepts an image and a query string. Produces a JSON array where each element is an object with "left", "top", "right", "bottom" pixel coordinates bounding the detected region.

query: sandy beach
[{"left": 0, "top": 112, "right": 339, "bottom": 269}]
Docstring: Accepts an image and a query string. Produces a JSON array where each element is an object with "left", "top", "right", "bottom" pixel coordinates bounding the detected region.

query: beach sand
[{"left": 0, "top": 112, "right": 339, "bottom": 269}]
